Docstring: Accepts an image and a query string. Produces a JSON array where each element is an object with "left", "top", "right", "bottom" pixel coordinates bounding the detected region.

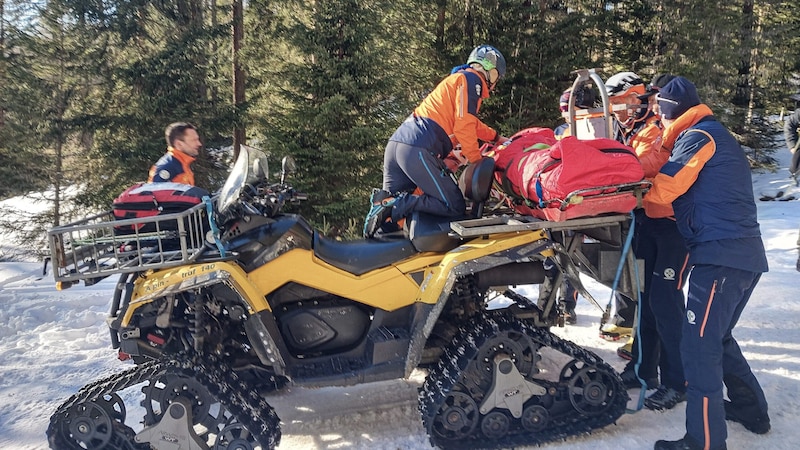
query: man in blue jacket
[{"left": 644, "top": 77, "right": 770, "bottom": 450}]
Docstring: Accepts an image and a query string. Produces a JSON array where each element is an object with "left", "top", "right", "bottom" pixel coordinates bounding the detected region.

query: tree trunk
[
  {"left": 232, "top": 0, "right": 245, "bottom": 161},
  {"left": 435, "top": 0, "right": 446, "bottom": 51},
  {"left": 733, "top": 0, "right": 755, "bottom": 108},
  {"left": 0, "top": 0, "right": 5, "bottom": 128}
]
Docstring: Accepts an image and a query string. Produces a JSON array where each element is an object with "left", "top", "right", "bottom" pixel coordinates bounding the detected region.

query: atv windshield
[{"left": 217, "top": 146, "right": 270, "bottom": 215}]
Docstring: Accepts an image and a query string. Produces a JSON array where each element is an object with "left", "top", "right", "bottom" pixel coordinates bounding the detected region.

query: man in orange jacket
[
  {"left": 148, "top": 122, "right": 202, "bottom": 186},
  {"left": 364, "top": 45, "right": 508, "bottom": 238},
  {"left": 600, "top": 72, "right": 667, "bottom": 344},
  {"left": 602, "top": 73, "right": 691, "bottom": 414}
]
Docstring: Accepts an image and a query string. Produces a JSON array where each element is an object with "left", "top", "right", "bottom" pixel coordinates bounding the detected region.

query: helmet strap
[{"left": 469, "top": 63, "right": 496, "bottom": 90}]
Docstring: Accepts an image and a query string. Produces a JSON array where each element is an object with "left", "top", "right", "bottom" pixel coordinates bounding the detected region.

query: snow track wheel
[
  {"left": 432, "top": 391, "right": 479, "bottom": 441},
  {"left": 566, "top": 366, "right": 616, "bottom": 416},
  {"left": 481, "top": 410, "right": 511, "bottom": 438},
  {"left": 420, "top": 311, "right": 628, "bottom": 449},
  {"left": 62, "top": 400, "right": 114, "bottom": 449},
  {"left": 520, "top": 404, "right": 549, "bottom": 432},
  {"left": 214, "top": 422, "right": 261, "bottom": 450},
  {"left": 142, "top": 371, "right": 231, "bottom": 441}
]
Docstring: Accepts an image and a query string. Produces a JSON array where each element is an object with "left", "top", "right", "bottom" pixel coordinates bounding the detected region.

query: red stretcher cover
[
  {"left": 490, "top": 129, "right": 644, "bottom": 221},
  {"left": 112, "top": 182, "right": 209, "bottom": 233}
]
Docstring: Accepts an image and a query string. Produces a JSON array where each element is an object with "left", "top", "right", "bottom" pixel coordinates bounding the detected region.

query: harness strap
[{"left": 203, "top": 196, "right": 226, "bottom": 257}]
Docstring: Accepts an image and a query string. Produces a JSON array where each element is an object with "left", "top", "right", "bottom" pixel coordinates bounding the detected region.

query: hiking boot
[
  {"left": 645, "top": 385, "right": 686, "bottom": 411},
  {"left": 724, "top": 400, "right": 771, "bottom": 434},
  {"left": 617, "top": 336, "right": 634, "bottom": 360},
  {"left": 363, "top": 189, "right": 397, "bottom": 238},
  {"left": 600, "top": 323, "right": 633, "bottom": 341},
  {"left": 654, "top": 435, "right": 726, "bottom": 450},
  {"left": 564, "top": 306, "right": 577, "bottom": 325},
  {"left": 620, "top": 367, "right": 658, "bottom": 390}
]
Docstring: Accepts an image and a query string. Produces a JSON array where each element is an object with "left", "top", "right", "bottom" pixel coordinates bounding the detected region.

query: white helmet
[
  {"left": 605, "top": 72, "right": 646, "bottom": 98},
  {"left": 605, "top": 72, "right": 648, "bottom": 127}
]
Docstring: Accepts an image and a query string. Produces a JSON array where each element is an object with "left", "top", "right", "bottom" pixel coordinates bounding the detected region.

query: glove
[{"left": 444, "top": 149, "right": 468, "bottom": 172}]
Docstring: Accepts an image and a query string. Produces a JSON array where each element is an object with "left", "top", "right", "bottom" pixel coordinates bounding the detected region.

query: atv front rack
[{"left": 47, "top": 203, "right": 213, "bottom": 286}]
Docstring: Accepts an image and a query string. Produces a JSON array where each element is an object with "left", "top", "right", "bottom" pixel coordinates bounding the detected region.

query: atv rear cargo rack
[
  {"left": 47, "top": 203, "right": 213, "bottom": 286},
  {"left": 449, "top": 213, "right": 629, "bottom": 237},
  {"left": 451, "top": 212, "right": 643, "bottom": 302}
]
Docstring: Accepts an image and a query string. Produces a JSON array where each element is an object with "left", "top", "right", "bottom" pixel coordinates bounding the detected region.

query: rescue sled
[{"left": 488, "top": 69, "right": 650, "bottom": 222}]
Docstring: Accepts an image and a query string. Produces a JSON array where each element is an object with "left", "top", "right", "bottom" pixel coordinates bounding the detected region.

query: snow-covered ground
[{"left": 1, "top": 132, "right": 798, "bottom": 450}]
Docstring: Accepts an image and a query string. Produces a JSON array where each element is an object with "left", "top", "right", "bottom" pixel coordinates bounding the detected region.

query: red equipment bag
[
  {"left": 112, "top": 182, "right": 209, "bottom": 233},
  {"left": 492, "top": 134, "right": 644, "bottom": 221}
]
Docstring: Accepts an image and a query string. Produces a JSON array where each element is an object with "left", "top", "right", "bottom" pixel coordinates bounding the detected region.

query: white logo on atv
[
  {"left": 663, "top": 267, "right": 676, "bottom": 281},
  {"left": 686, "top": 310, "right": 696, "bottom": 325}
]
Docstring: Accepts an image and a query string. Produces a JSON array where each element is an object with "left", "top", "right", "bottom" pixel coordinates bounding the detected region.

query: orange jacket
[
  {"left": 391, "top": 68, "right": 498, "bottom": 163},
  {"left": 148, "top": 147, "right": 196, "bottom": 186},
  {"left": 616, "top": 113, "right": 677, "bottom": 218},
  {"left": 629, "top": 118, "right": 670, "bottom": 180}
]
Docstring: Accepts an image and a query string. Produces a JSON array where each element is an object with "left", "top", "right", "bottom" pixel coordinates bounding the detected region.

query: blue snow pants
[
  {"left": 682, "top": 265, "right": 768, "bottom": 449},
  {"left": 626, "top": 215, "right": 689, "bottom": 391},
  {"left": 382, "top": 140, "right": 466, "bottom": 221}
]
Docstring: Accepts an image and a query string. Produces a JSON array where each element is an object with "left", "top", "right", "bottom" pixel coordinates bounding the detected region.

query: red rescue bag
[
  {"left": 112, "top": 182, "right": 209, "bottom": 233},
  {"left": 493, "top": 135, "right": 644, "bottom": 221}
]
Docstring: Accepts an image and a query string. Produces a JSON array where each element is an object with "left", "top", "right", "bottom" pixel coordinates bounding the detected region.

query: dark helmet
[
  {"left": 559, "top": 86, "right": 596, "bottom": 112},
  {"left": 467, "top": 45, "right": 506, "bottom": 79}
]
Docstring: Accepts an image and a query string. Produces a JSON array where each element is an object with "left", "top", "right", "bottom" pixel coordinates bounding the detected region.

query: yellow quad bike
[{"left": 46, "top": 146, "right": 644, "bottom": 450}]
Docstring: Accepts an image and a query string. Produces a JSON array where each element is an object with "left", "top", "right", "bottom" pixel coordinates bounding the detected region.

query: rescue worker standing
[
  {"left": 606, "top": 73, "right": 689, "bottom": 413},
  {"left": 784, "top": 91, "right": 800, "bottom": 187},
  {"left": 148, "top": 122, "right": 202, "bottom": 186},
  {"left": 782, "top": 91, "right": 800, "bottom": 271},
  {"left": 364, "top": 45, "right": 508, "bottom": 238},
  {"left": 554, "top": 85, "right": 596, "bottom": 140},
  {"left": 599, "top": 73, "right": 664, "bottom": 345},
  {"left": 646, "top": 76, "right": 770, "bottom": 450}
]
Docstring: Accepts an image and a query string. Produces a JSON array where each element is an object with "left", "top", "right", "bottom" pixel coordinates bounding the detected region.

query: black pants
[{"left": 382, "top": 141, "right": 466, "bottom": 221}]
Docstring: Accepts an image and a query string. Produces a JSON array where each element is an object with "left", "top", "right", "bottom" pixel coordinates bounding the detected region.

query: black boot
[
  {"left": 723, "top": 374, "right": 771, "bottom": 434},
  {"left": 724, "top": 400, "right": 771, "bottom": 434},
  {"left": 654, "top": 435, "right": 726, "bottom": 450},
  {"left": 363, "top": 189, "right": 398, "bottom": 238}
]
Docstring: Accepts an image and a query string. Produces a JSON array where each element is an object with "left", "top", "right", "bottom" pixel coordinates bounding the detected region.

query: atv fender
[{"left": 123, "top": 261, "right": 269, "bottom": 327}]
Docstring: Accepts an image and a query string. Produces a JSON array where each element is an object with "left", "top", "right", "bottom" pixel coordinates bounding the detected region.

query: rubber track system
[
  {"left": 419, "top": 310, "right": 628, "bottom": 449},
  {"left": 47, "top": 353, "right": 281, "bottom": 450}
]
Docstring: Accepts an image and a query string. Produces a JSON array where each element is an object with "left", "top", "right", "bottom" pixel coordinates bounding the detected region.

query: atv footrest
[{"left": 367, "top": 327, "right": 410, "bottom": 365}]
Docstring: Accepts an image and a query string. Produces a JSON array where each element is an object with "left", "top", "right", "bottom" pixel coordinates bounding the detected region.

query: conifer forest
[{"left": 1, "top": 0, "right": 799, "bottom": 244}]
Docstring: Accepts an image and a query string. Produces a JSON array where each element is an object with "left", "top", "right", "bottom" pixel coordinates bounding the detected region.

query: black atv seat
[
  {"left": 313, "top": 233, "right": 418, "bottom": 276},
  {"left": 399, "top": 158, "right": 494, "bottom": 253},
  {"left": 406, "top": 212, "right": 463, "bottom": 253}
]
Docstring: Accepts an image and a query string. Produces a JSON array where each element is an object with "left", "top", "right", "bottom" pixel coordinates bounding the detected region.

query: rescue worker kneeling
[{"left": 364, "top": 45, "right": 508, "bottom": 238}]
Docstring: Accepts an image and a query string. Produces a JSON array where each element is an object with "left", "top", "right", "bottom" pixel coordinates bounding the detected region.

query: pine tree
[
  {"left": 252, "top": 0, "right": 414, "bottom": 234},
  {"left": 0, "top": 0, "right": 52, "bottom": 199},
  {"left": 64, "top": 0, "right": 236, "bottom": 207}
]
